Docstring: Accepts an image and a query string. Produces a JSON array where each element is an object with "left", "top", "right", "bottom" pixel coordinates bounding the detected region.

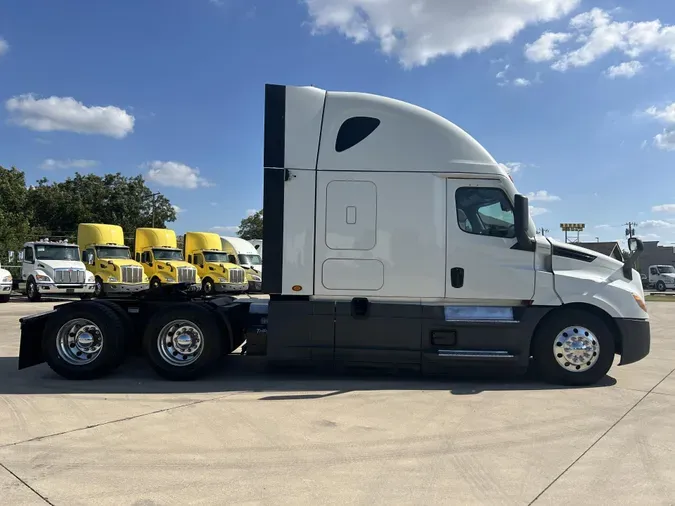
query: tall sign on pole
[{"left": 560, "top": 223, "right": 585, "bottom": 243}]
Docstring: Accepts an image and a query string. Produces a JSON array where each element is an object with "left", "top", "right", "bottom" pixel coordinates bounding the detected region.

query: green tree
[
  {"left": 0, "top": 166, "right": 32, "bottom": 258},
  {"left": 238, "top": 209, "right": 263, "bottom": 240},
  {"left": 26, "top": 172, "right": 176, "bottom": 240}
]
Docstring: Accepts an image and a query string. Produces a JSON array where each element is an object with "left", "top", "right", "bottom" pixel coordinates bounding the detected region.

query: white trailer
[{"left": 17, "top": 83, "right": 649, "bottom": 386}]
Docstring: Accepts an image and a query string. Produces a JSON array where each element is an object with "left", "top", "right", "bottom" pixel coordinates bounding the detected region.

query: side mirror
[
  {"left": 513, "top": 194, "right": 533, "bottom": 250},
  {"left": 623, "top": 238, "right": 644, "bottom": 280},
  {"left": 87, "top": 253, "right": 94, "bottom": 265}
]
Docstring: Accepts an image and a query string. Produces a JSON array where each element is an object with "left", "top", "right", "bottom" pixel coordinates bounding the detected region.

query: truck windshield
[
  {"left": 35, "top": 245, "right": 80, "bottom": 261},
  {"left": 239, "top": 254, "right": 261, "bottom": 266},
  {"left": 96, "top": 246, "right": 131, "bottom": 259},
  {"left": 203, "top": 252, "right": 230, "bottom": 263},
  {"left": 658, "top": 266, "right": 675, "bottom": 274},
  {"left": 153, "top": 249, "right": 184, "bottom": 261}
]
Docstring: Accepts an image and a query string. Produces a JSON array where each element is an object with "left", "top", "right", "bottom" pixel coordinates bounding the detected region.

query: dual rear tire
[{"left": 41, "top": 301, "right": 226, "bottom": 381}]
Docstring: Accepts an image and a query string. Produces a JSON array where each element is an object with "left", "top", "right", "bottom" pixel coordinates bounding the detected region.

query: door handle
[{"left": 450, "top": 267, "right": 464, "bottom": 288}]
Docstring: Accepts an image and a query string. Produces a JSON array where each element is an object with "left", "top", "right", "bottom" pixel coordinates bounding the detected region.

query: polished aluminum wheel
[
  {"left": 56, "top": 318, "right": 104, "bottom": 366},
  {"left": 157, "top": 320, "right": 204, "bottom": 366},
  {"left": 553, "top": 326, "right": 599, "bottom": 373}
]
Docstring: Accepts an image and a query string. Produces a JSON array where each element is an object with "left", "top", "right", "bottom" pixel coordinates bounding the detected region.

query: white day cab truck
[
  {"left": 220, "top": 236, "right": 263, "bottom": 292},
  {"left": 17, "top": 84, "right": 649, "bottom": 385},
  {"left": 645, "top": 265, "right": 675, "bottom": 292},
  {"left": 0, "top": 262, "right": 12, "bottom": 303},
  {"left": 18, "top": 240, "right": 96, "bottom": 302}
]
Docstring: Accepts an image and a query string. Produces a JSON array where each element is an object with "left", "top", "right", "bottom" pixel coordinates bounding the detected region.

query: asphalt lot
[{"left": 0, "top": 298, "right": 673, "bottom": 506}]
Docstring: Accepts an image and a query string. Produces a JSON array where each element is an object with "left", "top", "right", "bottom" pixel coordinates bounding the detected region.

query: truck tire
[
  {"left": 0, "top": 294, "right": 9, "bottom": 303},
  {"left": 150, "top": 277, "right": 161, "bottom": 290},
  {"left": 202, "top": 278, "right": 215, "bottom": 295},
  {"left": 656, "top": 280, "right": 666, "bottom": 292},
  {"left": 143, "top": 303, "right": 223, "bottom": 380},
  {"left": 94, "top": 300, "right": 135, "bottom": 348},
  {"left": 531, "top": 308, "right": 615, "bottom": 386},
  {"left": 26, "top": 278, "right": 41, "bottom": 302},
  {"left": 94, "top": 277, "right": 105, "bottom": 298},
  {"left": 41, "top": 301, "right": 126, "bottom": 380}
]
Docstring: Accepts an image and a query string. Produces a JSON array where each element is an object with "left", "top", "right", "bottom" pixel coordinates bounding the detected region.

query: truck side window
[
  {"left": 650, "top": 267, "right": 658, "bottom": 275},
  {"left": 24, "top": 247, "right": 34, "bottom": 263},
  {"left": 455, "top": 187, "right": 515, "bottom": 239}
]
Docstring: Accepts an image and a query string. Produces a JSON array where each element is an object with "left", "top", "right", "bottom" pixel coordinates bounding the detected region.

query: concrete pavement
[{"left": 0, "top": 299, "right": 673, "bottom": 505}]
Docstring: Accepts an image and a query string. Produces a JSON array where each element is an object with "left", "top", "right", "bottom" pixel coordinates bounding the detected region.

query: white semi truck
[
  {"left": 17, "top": 83, "right": 649, "bottom": 386},
  {"left": 0, "top": 261, "right": 11, "bottom": 303},
  {"left": 18, "top": 240, "right": 96, "bottom": 302},
  {"left": 645, "top": 264, "right": 675, "bottom": 291}
]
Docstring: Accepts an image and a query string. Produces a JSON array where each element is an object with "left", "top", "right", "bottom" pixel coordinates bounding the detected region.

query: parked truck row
[
  {"left": 6, "top": 225, "right": 262, "bottom": 302},
  {"left": 17, "top": 83, "right": 650, "bottom": 387}
]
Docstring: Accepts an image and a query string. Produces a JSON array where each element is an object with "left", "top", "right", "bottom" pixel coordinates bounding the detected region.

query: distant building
[
  {"left": 636, "top": 241, "right": 675, "bottom": 274},
  {"left": 576, "top": 241, "right": 623, "bottom": 262}
]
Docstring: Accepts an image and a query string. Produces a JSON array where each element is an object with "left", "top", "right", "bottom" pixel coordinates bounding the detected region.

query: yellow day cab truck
[
  {"left": 135, "top": 228, "right": 200, "bottom": 289},
  {"left": 183, "top": 232, "right": 247, "bottom": 294},
  {"left": 78, "top": 223, "right": 149, "bottom": 297}
]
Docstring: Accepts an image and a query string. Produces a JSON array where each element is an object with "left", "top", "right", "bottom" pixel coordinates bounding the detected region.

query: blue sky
[{"left": 2, "top": 0, "right": 675, "bottom": 245}]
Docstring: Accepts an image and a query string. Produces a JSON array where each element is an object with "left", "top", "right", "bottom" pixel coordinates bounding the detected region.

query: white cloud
[
  {"left": 524, "top": 32, "right": 571, "bottom": 62},
  {"left": 0, "top": 37, "right": 9, "bottom": 57},
  {"left": 246, "top": 209, "right": 258, "bottom": 217},
  {"left": 144, "top": 161, "right": 213, "bottom": 189},
  {"left": 498, "top": 161, "right": 524, "bottom": 175},
  {"left": 303, "top": 0, "right": 580, "bottom": 68},
  {"left": 172, "top": 205, "right": 185, "bottom": 214},
  {"left": 645, "top": 103, "right": 675, "bottom": 123},
  {"left": 39, "top": 158, "right": 99, "bottom": 170},
  {"left": 529, "top": 206, "right": 549, "bottom": 216},
  {"left": 653, "top": 129, "right": 675, "bottom": 151},
  {"left": 594, "top": 224, "right": 613, "bottom": 229},
  {"left": 526, "top": 190, "right": 561, "bottom": 202},
  {"left": 653, "top": 204, "right": 675, "bottom": 213},
  {"left": 210, "top": 225, "right": 239, "bottom": 234},
  {"left": 513, "top": 77, "right": 532, "bottom": 87},
  {"left": 5, "top": 94, "right": 134, "bottom": 138},
  {"left": 605, "top": 60, "right": 643, "bottom": 78},
  {"left": 536, "top": 8, "right": 675, "bottom": 72},
  {"left": 639, "top": 219, "right": 675, "bottom": 230}
]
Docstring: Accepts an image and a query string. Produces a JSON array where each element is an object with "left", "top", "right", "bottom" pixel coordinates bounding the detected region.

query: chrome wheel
[
  {"left": 553, "top": 326, "right": 599, "bottom": 373},
  {"left": 56, "top": 318, "right": 104, "bottom": 366},
  {"left": 157, "top": 320, "right": 204, "bottom": 366}
]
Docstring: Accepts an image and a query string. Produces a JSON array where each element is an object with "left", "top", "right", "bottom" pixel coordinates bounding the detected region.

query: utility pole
[
  {"left": 537, "top": 228, "right": 550, "bottom": 236},
  {"left": 625, "top": 222, "right": 638, "bottom": 239},
  {"left": 150, "top": 192, "right": 161, "bottom": 228}
]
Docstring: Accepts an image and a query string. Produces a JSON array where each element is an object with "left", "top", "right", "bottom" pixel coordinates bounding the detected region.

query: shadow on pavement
[{"left": 0, "top": 355, "right": 617, "bottom": 397}]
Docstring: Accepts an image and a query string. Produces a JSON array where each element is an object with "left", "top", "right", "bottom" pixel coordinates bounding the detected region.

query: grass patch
[{"left": 645, "top": 295, "right": 675, "bottom": 302}]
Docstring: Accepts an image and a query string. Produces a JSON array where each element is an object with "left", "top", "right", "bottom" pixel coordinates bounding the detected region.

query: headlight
[
  {"left": 165, "top": 276, "right": 175, "bottom": 283},
  {"left": 108, "top": 276, "right": 118, "bottom": 282},
  {"left": 143, "top": 276, "right": 149, "bottom": 282},
  {"left": 1, "top": 276, "right": 11, "bottom": 283},
  {"left": 218, "top": 277, "right": 227, "bottom": 283},
  {"left": 35, "top": 274, "right": 51, "bottom": 282},
  {"left": 251, "top": 275, "right": 261, "bottom": 281}
]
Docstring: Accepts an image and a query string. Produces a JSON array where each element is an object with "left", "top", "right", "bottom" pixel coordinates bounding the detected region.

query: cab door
[{"left": 445, "top": 179, "right": 535, "bottom": 303}]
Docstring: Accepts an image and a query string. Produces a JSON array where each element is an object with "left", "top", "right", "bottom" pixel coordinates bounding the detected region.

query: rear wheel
[
  {"left": 532, "top": 309, "right": 615, "bottom": 386},
  {"left": 656, "top": 280, "right": 666, "bottom": 292},
  {"left": 42, "top": 302, "right": 126, "bottom": 379},
  {"left": 143, "top": 303, "right": 223, "bottom": 380}
]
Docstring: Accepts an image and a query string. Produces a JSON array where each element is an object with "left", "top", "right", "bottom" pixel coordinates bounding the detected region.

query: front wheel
[
  {"left": 143, "top": 303, "right": 223, "bottom": 380},
  {"left": 531, "top": 309, "right": 615, "bottom": 386},
  {"left": 656, "top": 280, "right": 666, "bottom": 292},
  {"left": 150, "top": 277, "right": 161, "bottom": 290},
  {"left": 94, "top": 277, "right": 105, "bottom": 298},
  {"left": 202, "top": 278, "right": 215, "bottom": 295},
  {"left": 26, "top": 278, "right": 41, "bottom": 302}
]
